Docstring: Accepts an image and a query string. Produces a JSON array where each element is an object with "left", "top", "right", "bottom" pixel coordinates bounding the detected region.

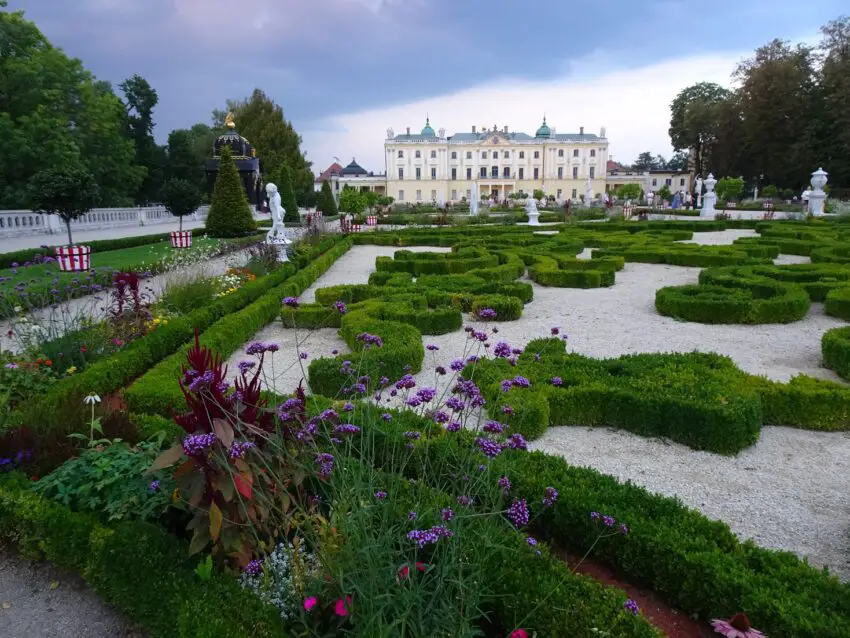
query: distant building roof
[
  {"left": 339, "top": 158, "right": 368, "bottom": 176},
  {"left": 316, "top": 162, "right": 344, "bottom": 182},
  {"left": 607, "top": 160, "right": 627, "bottom": 172}
]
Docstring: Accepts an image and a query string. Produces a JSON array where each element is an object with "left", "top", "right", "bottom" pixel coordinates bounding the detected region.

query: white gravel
[{"left": 231, "top": 233, "right": 850, "bottom": 579}]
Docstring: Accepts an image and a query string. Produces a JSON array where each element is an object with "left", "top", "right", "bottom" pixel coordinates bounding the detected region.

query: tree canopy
[{"left": 28, "top": 163, "right": 99, "bottom": 245}]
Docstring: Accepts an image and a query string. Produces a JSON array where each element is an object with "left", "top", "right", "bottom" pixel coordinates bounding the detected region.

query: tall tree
[
  {"left": 212, "top": 89, "right": 313, "bottom": 204},
  {"left": 669, "top": 82, "right": 732, "bottom": 177},
  {"left": 166, "top": 129, "right": 200, "bottom": 184},
  {"left": 734, "top": 39, "right": 816, "bottom": 189},
  {"left": 632, "top": 152, "right": 662, "bottom": 171},
  {"left": 29, "top": 163, "right": 99, "bottom": 245},
  {"left": 665, "top": 151, "right": 690, "bottom": 172},
  {"left": 269, "top": 163, "right": 300, "bottom": 223},
  {"left": 0, "top": 3, "right": 142, "bottom": 208},
  {"left": 817, "top": 17, "right": 850, "bottom": 188},
  {"left": 205, "top": 146, "right": 256, "bottom": 237},
  {"left": 120, "top": 74, "right": 164, "bottom": 204},
  {"left": 317, "top": 180, "right": 337, "bottom": 216}
]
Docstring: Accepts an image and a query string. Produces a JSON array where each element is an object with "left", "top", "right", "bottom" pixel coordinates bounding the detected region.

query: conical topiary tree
[
  {"left": 275, "top": 163, "right": 300, "bottom": 223},
  {"left": 205, "top": 146, "right": 256, "bottom": 237},
  {"left": 318, "top": 180, "right": 337, "bottom": 216}
]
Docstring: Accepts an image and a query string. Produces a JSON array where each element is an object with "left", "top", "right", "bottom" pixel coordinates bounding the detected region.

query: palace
[{"left": 383, "top": 118, "right": 609, "bottom": 203}]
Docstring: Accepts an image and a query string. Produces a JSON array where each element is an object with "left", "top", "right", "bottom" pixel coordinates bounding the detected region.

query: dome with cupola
[
  {"left": 535, "top": 116, "right": 552, "bottom": 138},
  {"left": 420, "top": 116, "right": 436, "bottom": 138},
  {"left": 339, "top": 158, "right": 368, "bottom": 176},
  {"left": 213, "top": 112, "right": 256, "bottom": 159}
]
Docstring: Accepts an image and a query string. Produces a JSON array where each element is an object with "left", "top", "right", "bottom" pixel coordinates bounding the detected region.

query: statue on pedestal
[
  {"left": 525, "top": 195, "right": 540, "bottom": 226},
  {"left": 585, "top": 176, "right": 593, "bottom": 206},
  {"left": 265, "top": 183, "right": 290, "bottom": 261},
  {"left": 695, "top": 176, "right": 704, "bottom": 208}
]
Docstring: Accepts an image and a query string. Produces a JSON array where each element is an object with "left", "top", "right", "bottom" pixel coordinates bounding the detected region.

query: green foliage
[
  {"left": 317, "top": 180, "right": 338, "bottom": 216},
  {"left": 716, "top": 176, "right": 745, "bottom": 201},
  {"left": 822, "top": 326, "right": 850, "bottom": 380},
  {"left": 532, "top": 188, "right": 544, "bottom": 200},
  {"left": 161, "top": 178, "right": 202, "bottom": 231},
  {"left": 32, "top": 441, "right": 174, "bottom": 523},
  {"left": 470, "top": 294, "right": 522, "bottom": 321},
  {"left": 28, "top": 164, "right": 99, "bottom": 245},
  {"left": 656, "top": 184, "right": 672, "bottom": 202},
  {"left": 363, "top": 190, "right": 379, "bottom": 211},
  {"left": 616, "top": 183, "right": 642, "bottom": 200},
  {"left": 120, "top": 74, "right": 164, "bottom": 205},
  {"left": 338, "top": 186, "right": 367, "bottom": 215},
  {"left": 825, "top": 286, "right": 850, "bottom": 320},
  {"left": 205, "top": 146, "right": 256, "bottom": 238},
  {"left": 158, "top": 272, "right": 218, "bottom": 315},
  {"left": 668, "top": 82, "right": 732, "bottom": 176},
  {"left": 761, "top": 184, "right": 778, "bottom": 198},
  {"left": 376, "top": 195, "right": 394, "bottom": 206}
]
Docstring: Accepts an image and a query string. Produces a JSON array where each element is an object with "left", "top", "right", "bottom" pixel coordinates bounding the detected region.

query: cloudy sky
[{"left": 10, "top": 0, "right": 844, "bottom": 174}]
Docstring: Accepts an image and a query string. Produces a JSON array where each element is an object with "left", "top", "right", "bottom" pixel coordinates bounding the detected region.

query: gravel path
[
  {"left": 0, "top": 546, "right": 143, "bottom": 637},
  {"left": 230, "top": 233, "right": 850, "bottom": 579}
]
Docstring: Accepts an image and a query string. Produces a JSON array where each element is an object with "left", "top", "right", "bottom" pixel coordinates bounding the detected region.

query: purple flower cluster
[
  {"left": 319, "top": 408, "right": 339, "bottom": 421},
  {"left": 493, "top": 342, "right": 512, "bottom": 358},
  {"left": 299, "top": 351, "right": 309, "bottom": 360},
  {"left": 375, "top": 490, "right": 387, "bottom": 500},
  {"left": 526, "top": 535, "right": 538, "bottom": 547},
  {"left": 506, "top": 498, "right": 529, "bottom": 527},
  {"left": 381, "top": 413, "right": 393, "bottom": 422},
  {"left": 446, "top": 396, "right": 465, "bottom": 412},
  {"left": 187, "top": 370, "right": 216, "bottom": 393},
  {"left": 407, "top": 525, "right": 454, "bottom": 548},
  {"left": 477, "top": 308, "right": 497, "bottom": 319},
  {"left": 470, "top": 330, "right": 488, "bottom": 342},
  {"left": 450, "top": 359, "right": 465, "bottom": 371},
  {"left": 229, "top": 441, "right": 257, "bottom": 459},
  {"left": 416, "top": 387, "right": 437, "bottom": 403},
  {"left": 282, "top": 296, "right": 299, "bottom": 308},
  {"left": 404, "top": 431, "right": 421, "bottom": 441},
  {"left": 441, "top": 507, "right": 455, "bottom": 522},
  {"left": 357, "top": 332, "right": 383, "bottom": 348},
  {"left": 316, "top": 452, "right": 335, "bottom": 477},
  {"left": 334, "top": 300, "right": 347, "bottom": 314},
  {"left": 476, "top": 437, "right": 502, "bottom": 458},
  {"left": 148, "top": 480, "right": 160, "bottom": 492},
  {"left": 182, "top": 432, "right": 217, "bottom": 456},
  {"left": 498, "top": 475, "right": 512, "bottom": 495},
  {"left": 550, "top": 376, "right": 563, "bottom": 386},
  {"left": 395, "top": 374, "right": 416, "bottom": 390},
  {"left": 432, "top": 411, "right": 449, "bottom": 424},
  {"left": 446, "top": 421, "right": 461, "bottom": 432},
  {"left": 237, "top": 360, "right": 256, "bottom": 375},
  {"left": 551, "top": 326, "right": 560, "bottom": 335},
  {"left": 542, "top": 486, "right": 558, "bottom": 508},
  {"left": 408, "top": 511, "right": 417, "bottom": 521},
  {"left": 426, "top": 344, "right": 439, "bottom": 351},
  {"left": 246, "top": 341, "right": 279, "bottom": 355},
  {"left": 624, "top": 599, "right": 639, "bottom": 615},
  {"left": 457, "top": 495, "right": 472, "bottom": 507},
  {"left": 483, "top": 421, "right": 505, "bottom": 434},
  {"left": 506, "top": 433, "right": 528, "bottom": 450},
  {"left": 244, "top": 559, "right": 263, "bottom": 575},
  {"left": 334, "top": 423, "right": 361, "bottom": 435}
]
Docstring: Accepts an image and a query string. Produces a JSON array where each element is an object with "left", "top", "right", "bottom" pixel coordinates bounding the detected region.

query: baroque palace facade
[{"left": 383, "top": 118, "right": 609, "bottom": 204}]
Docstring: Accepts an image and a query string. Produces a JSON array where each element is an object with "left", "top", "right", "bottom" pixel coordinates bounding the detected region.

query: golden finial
[{"left": 224, "top": 112, "right": 236, "bottom": 129}]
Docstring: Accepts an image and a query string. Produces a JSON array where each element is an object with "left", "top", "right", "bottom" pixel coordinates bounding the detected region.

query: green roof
[
  {"left": 535, "top": 117, "right": 551, "bottom": 138},
  {"left": 421, "top": 117, "right": 436, "bottom": 137}
]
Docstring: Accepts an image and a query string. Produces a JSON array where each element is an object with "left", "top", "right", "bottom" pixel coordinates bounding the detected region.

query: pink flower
[
  {"left": 334, "top": 595, "right": 353, "bottom": 617},
  {"left": 710, "top": 614, "right": 766, "bottom": 638},
  {"left": 397, "top": 564, "right": 410, "bottom": 580},
  {"left": 303, "top": 596, "right": 318, "bottom": 612},
  {"left": 510, "top": 630, "right": 529, "bottom": 638}
]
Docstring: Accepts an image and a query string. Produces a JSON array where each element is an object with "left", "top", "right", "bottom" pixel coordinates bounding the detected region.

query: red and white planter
[
  {"left": 170, "top": 230, "right": 193, "bottom": 248},
  {"left": 366, "top": 215, "right": 377, "bottom": 226},
  {"left": 56, "top": 245, "right": 91, "bottom": 272},
  {"left": 351, "top": 224, "right": 362, "bottom": 233},
  {"left": 727, "top": 202, "right": 737, "bottom": 209}
]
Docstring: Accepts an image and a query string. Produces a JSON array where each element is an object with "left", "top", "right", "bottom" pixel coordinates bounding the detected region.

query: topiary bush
[
  {"left": 822, "top": 326, "right": 850, "bottom": 380},
  {"left": 825, "top": 286, "right": 850, "bottom": 321},
  {"left": 205, "top": 146, "right": 257, "bottom": 238},
  {"left": 470, "top": 294, "right": 523, "bottom": 321}
]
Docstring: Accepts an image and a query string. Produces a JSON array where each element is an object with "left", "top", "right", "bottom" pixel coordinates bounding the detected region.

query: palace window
[
  {"left": 451, "top": 168, "right": 457, "bottom": 180},
  {"left": 416, "top": 189, "right": 422, "bottom": 201},
  {"left": 571, "top": 188, "right": 577, "bottom": 198},
  {"left": 503, "top": 167, "right": 510, "bottom": 178},
  {"left": 503, "top": 151, "right": 509, "bottom": 159},
  {"left": 481, "top": 151, "right": 487, "bottom": 159},
  {"left": 451, "top": 189, "right": 457, "bottom": 199},
  {"left": 652, "top": 178, "right": 657, "bottom": 186},
  {"left": 398, "top": 168, "right": 404, "bottom": 180},
  {"left": 466, "top": 167, "right": 472, "bottom": 180},
  {"left": 558, "top": 149, "right": 564, "bottom": 157},
  {"left": 491, "top": 166, "right": 498, "bottom": 178},
  {"left": 533, "top": 151, "right": 540, "bottom": 159},
  {"left": 680, "top": 178, "right": 686, "bottom": 186},
  {"left": 518, "top": 168, "right": 524, "bottom": 179},
  {"left": 589, "top": 167, "right": 595, "bottom": 178},
  {"left": 557, "top": 167, "right": 564, "bottom": 179},
  {"left": 590, "top": 149, "right": 596, "bottom": 157},
  {"left": 491, "top": 151, "right": 498, "bottom": 159},
  {"left": 573, "top": 149, "right": 579, "bottom": 157},
  {"left": 415, "top": 150, "right": 421, "bottom": 158},
  {"left": 466, "top": 151, "right": 472, "bottom": 159},
  {"left": 398, "top": 189, "right": 404, "bottom": 201},
  {"left": 519, "top": 151, "right": 525, "bottom": 159},
  {"left": 451, "top": 151, "right": 457, "bottom": 159},
  {"left": 533, "top": 168, "right": 539, "bottom": 179},
  {"left": 431, "top": 167, "right": 437, "bottom": 179},
  {"left": 557, "top": 189, "right": 562, "bottom": 199},
  {"left": 431, "top": 150, "right": 437, "bottom": 158},
  {"left": 431, "top": 189, "right": 437, "bottom": 200},
  {"left": 480, "top": 167, "right": 487, "bottom": 178},
  {"left": 572, "top": 167, "right": 578, "bottom": 179},
  {"left": 665, "top": 178, "right": 672, "bottom": 186},
  {"left": 416, "top": 167, "right": 421, "bottom": 180},
  {"left": 397, "top": 150, "right": 404, "bottom": 158}
]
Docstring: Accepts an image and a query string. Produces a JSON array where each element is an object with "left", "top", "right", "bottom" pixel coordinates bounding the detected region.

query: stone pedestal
[
  {"left": 809, "top": 168, "right": 828, "bottom": 216},
  {"left": 701, "top": 174, "right": 717, "bottom": 218},
  {"left": 266, "top": 223, "right": 290, "bottom": 262},
  {"left": 525, "top": 198, "right": 540, "bottom": 226}
]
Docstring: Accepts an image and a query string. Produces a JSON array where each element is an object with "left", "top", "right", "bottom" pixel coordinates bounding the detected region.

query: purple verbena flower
[
  {"left": 476, "top": 437, "right": 502, "bottom": 458},
  {"left": 334, "top": 300, "right": 347, "bottom": 314},
  {"left": 457, "top": 495, "right": 472, "bottom": 507},
  {"left": 493, "top": 342, "right": 512, "bottom": 358},
  {"left": 432, "top": 410, "right": 449, "bottom": 424},
  {"left": 283, "top": 296, "right": 299, "bottom": 308},
  {"left": 506, "top": 433, "right": 528, "bottom": 450},
  {"left": 624, "top": 599, "right": 639, "bottom": 615},
  {"left": 551, "top": 376, "right": 563, "bottom": 386},
  {"left": 182, "top": 432, "right": 217, "bottom": 456},
  {"left": 446, "top": 421, "right": 461, "bottom": 432},
  {"left": 506, "top": 498, "right": 530, "bottom": 527},
  {"left": 148, "top": 480, "right": 160, "bottom": 492},
  {"left": 602, "top": 515, "right": 616, "bottom": 528},
  {"left": 498, "top": 475, "right": 512, "bottom": 495},
  {"left": 477, "top": 308, "right": 497, "bottom": 320},
  {"left": 407, "top": 526, "right": 454, "bottom": 548},
  {"left": 426, "top": 344, "right": 439, "bottom": 351},
  {"left": 334, "top": 423, "right": 361, "bottom": 435},
  {"left": 450, "top": 359, "right": 465, "bottom": 371},
  {"left": 441, "top": 507, "right": 455, "bottom": 522},
  {"left": 543, "top": 486, "right": 558, "bottom": 508},
  {"left": 237, "top": 360, "right": 256, "bottom": 375},
  {"left": 526, "top": 535, "right": 538, "bottom": 547},
  {"left": 483, "top": 421, "right": 504, "bottom": 434},
  {"left": 375, "top": 490, "right": 387, "bottom": 500},
  {"left": 551, "top": 326, "right": 560, "bottom": 335},
  {"left": 244, "top": 559, "right": 263, "bottom": 575},
  {"left": 381, "top": 413, "right": 393, "bottom": 422},
  {"left": 229, "top": 441, "right": 257, "bottom": 459},
  {"left": 300, "top": 351, "right": 309, "bottom": 360},
  {"left": 316, "top": 452, "right": 335, "bottom": 477},
  {"left": 404, "top": 431, "right": 421, "bottom": 441}
]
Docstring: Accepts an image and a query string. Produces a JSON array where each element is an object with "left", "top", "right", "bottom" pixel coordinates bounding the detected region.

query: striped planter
[
  {"left": 351, "top": 224, "right": 362, "bottom": 233},
  {"left": 170, "top": 230, "right": 193, "bottom": 248},
  {"left": 56, "top": 245, "right": 91, "bottom": 272},
  {"left": 366, "top": 215, "right": 377, "bottom": 226}
]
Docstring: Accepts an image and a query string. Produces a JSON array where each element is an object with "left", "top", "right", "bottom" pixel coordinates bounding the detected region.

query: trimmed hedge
[
  {"left": 702, "top": 263, "right": 850, "bottom": 302},
  {"left": 822, "top": 326, "right": 850, "bottom": 380},
  {"left": 0, "top": 475, "right": 287, "bottom": 638},
  {"left": 655, "top": 279, "right": 810, "bottom": 324},
  {"left": 123, "top": 239, "right": 352, "bottom": 416},
  {"left": 824, "top": 286, "right": 850, "bottom": 321},
  {"left": 470, "top": 294, "right": 523, "bottom": 321}
]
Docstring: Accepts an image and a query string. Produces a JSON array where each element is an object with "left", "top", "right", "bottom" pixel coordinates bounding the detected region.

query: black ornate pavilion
[{"left": 204, "top": 113, "right": 262, "bottom": 209}]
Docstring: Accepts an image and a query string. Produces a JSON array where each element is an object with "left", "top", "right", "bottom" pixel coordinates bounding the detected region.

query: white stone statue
[
  {"left": 525, "top": 195, "right": 540, "bottom": 226},
  {"left": 469, "top": 183, "right": 479, "bottom": 216},
  {"left": 808, "top": 168, "right": 828, "bottom": 216},
  {"left": 695, "top": 176, "right": 704, "bottom": 208},
  {"left": 265, "top": 183, "right": 290, "bottom": 261},
  {"left": 585, "top": 176, "right": 593, "bottom": 205},
  {"left": 701, "top": 173, "right": 717, "bottom": 218}
]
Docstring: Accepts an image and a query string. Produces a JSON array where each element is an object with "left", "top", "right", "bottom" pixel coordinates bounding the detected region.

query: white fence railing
[{"left": 0, "top": 205, "right": 210, "bottom": 238}]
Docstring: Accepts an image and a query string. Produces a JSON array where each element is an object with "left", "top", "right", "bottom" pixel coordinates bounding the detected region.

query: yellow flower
[
  {"left": 153, "top": 317, "right": 162, "bottom": 324},
  {"left": 66, "top": 366, "right": 77, "bottom": 375}
]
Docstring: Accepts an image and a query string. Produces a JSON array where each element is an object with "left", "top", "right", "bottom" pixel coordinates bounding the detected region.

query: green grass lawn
[{"left": 0, "top": 236, "right": 252, "bottom": 316}]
